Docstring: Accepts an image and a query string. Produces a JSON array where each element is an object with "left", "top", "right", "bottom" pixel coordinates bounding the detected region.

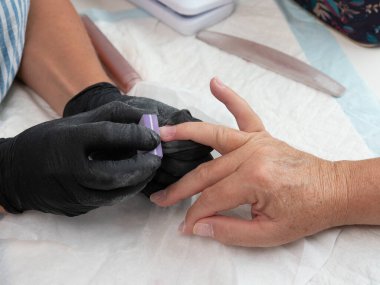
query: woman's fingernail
[
  {"left": 160, "top": 126, "right": 177, "bottom": 140},
  {"left": 150, "top": 190, "right": 167, "bottom": 204},
  {"left": 193, "top": 223, "right": 214, "bottom": 238},
  {"left": 178, "top": 221, "right": 186, "bottom": 233},
  {"left": 214, "top": 77, "right": 226, "bottom": 88}
]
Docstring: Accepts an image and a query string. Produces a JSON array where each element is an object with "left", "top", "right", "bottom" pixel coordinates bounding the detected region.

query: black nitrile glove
[
  {"left": 63, "top": 82, "right": 213, "bottom": 196},
  {"left": 0, "top": 102, "right": 161, "bottom": 216}
]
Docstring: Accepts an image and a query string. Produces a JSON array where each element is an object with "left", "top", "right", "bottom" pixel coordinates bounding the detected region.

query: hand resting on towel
[{"left": 151, "top": 77, "right": 380, "bottom": 247}]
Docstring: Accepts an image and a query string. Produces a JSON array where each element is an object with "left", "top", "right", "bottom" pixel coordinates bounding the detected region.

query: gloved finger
[
  {"left": 163, "top": 109, "right": 199, "bottom": 126},
  {"left": 142, "top": 180, "right": 168, "bottom": 197},
  {"left": 123, "top": 96, "right": 178, "bottom": 120},
  {"left": 162, "top": 140, "right": 213, "bottom": 160},
  {"left": 149, "top": 168, "right": 178, "bottom": 185},
  {"left": 142, "top": 154, "right": 212, "bottom": 197},
  {"left": 73, "top": 122, "right": 160, "bottom": 152},
  {"left": 78, "top": 175, "right": 155, "bottom": 208},
  {"left": 142, "top": 155, "right": 213, "bottom": 197},
  {"left": 63, "top": 82, "right": 121, "bottom": 117},
  {"left": 86, "top": 101, "right": 143, "bottom": 124},
  {"left": 78, "top": 153, "right": 161, "bottom": 190},
  {"left": 150, "top": 150, "right": 245, "bottom": 207},
  {"left": 160, "top": 155, "right": 213, "bottom": 177},
  {"left": 44, "top": 204, "right": 97, "bottom": 217},
  {"left": 142, "top": 167, "right": 184, "bottom": 197},
  {"left": 210, "top": 77, "right": 265, "bottom": 133},
  {"left": 88, "top": 149, "right": 136, "bottom": 161},
  {"left": 189, "top": 215, "right": 279, "bottom": 247}
]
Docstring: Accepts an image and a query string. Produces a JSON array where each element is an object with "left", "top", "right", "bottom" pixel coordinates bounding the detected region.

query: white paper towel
[{"left": 0, "top": 0, "right": 377, "bottom": 284}]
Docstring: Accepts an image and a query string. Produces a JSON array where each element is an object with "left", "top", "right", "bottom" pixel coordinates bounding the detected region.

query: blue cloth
[
  {"left": 0, "top": 0, "right": 30, "bottom": 103},
  {"left": 277, "top": 0, "right": 380, "bottom": 155}
]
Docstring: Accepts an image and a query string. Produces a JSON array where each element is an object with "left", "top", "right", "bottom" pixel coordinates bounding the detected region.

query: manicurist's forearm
[
  {"left": 338, "top": 158, "right": 380, "bottom": 225},
  {"left": 18, "top": 0, "right": 111, "bottom": 115}
]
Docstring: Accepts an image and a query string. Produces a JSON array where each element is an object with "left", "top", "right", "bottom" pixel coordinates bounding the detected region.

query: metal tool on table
[
  {"left": 82, "top": 15, "right": 142, "bottom": 93},
  {"left": 197, "top": 30, "right": 346, "bottom": 97}
]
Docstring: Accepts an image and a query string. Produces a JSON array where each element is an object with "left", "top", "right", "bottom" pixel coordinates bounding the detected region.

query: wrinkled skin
[{"left": 151, "top": 78, "right": 348, "bottom": 247}]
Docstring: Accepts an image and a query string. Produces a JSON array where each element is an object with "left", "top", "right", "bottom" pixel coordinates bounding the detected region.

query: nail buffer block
[{"left": 139, "top": 114, "right": 163, "bottom": 158}]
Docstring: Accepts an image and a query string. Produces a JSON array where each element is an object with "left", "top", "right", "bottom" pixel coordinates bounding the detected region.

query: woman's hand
[
  {"left": 150, "top": 78, "right": 350, "bottom": 247},
  {"left": 64, "top": 82, "right": 213, "bottom": 197}
]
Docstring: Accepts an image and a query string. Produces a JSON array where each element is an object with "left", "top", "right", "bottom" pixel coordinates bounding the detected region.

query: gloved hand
[
  {"left": 0, "top": 102, "right": 161, "bottom": 216},
  {"left": 63, "top": 82, "right": 213, "bottom": 196}
]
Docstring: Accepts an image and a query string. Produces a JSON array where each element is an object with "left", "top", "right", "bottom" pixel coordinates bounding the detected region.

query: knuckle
[
  {"left": 251, "top": 161, "right": 271, "bottom": 187},
  {"left": 107, "top": 101, "right": 123, "bottom": 109},
  {"left": 214, "top": 126, "right": 228, "bottom": 150},
  {"left": 94, "top": 121, "right": 119, "bottom": 143},
  {"left": 198, "top": 190, "right": 214, "bottom": 207},
  {"left": 106, "top": 101, "right": 132, "bottom": 119},
  {"left": 194, "top": 164, "right": 210, "bottom": 181},
  {"left": 108, "top": 102, "right": 128, "bottom": 119},
  {"left": 127, "top": 122, "right": 139, "bottom": 133},
  {"left": 197, "top": 190, "right": 215, "bottom": 208},
  {"left": 99, "top": 121, "right": 115, "bottom": 134}
]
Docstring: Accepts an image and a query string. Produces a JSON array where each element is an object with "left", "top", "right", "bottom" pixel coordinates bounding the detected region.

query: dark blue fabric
[{"left": 294, "top": 0, "right": 380, "bottom": 46}]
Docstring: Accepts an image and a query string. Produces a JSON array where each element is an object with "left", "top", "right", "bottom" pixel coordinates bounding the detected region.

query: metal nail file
[{"left": 197, "top": 31, "right": 346, "bottom": 97}]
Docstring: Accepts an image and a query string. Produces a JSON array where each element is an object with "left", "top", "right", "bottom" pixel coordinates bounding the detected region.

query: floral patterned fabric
[{"left": 294, "top": 0, "right": 380, "bottom": 46}]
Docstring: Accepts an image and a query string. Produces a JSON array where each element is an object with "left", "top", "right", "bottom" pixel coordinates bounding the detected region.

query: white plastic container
[{"left": 128, "top": 0, "right": 236, "bottom": 35}]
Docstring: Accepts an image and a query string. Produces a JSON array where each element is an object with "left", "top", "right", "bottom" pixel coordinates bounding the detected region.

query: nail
[
  {"left": 150, "top": 190, "right": 167, "bottom": 204},
  {"left": 178, "top": 221, "right": 186, "bottom": 233},
  {"left": 193, "top": 223, "right": 214, "bottom": 238},
  {"left": 159, "top": 126, "right": 177, "bottom": 140},
  {"left": 214, "top": 77, "right": 226, "bottom": 88}
]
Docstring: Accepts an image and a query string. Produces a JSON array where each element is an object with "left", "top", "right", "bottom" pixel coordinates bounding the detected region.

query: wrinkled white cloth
[{"left": 0, "top": 0, "right": 379, "bottom": 284}]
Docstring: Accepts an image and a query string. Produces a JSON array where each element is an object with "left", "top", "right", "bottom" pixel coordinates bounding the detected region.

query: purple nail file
[{"left": 139, "top": 114, "right": 163, "bottom": 158}]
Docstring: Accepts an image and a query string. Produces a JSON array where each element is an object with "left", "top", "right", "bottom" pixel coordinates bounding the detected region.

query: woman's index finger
[{"left": 160, "top": 122, "right": 250, "bottom": 154}]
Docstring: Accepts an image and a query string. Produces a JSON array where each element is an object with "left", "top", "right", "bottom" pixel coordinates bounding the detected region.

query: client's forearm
[
  {"left": 18, "top": 0, "right": 111, "bottom": 115},
  {"left": 337, "top": 158, "right": 380, "bottom": 225}
]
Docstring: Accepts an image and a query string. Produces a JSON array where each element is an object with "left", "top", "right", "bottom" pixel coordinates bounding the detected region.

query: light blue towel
[
  {"left": 0, "top": 0, "right": 30, "bottom": 103},
  {"left": 276, "top": 0, "right": 380, "bottom": 155}
]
